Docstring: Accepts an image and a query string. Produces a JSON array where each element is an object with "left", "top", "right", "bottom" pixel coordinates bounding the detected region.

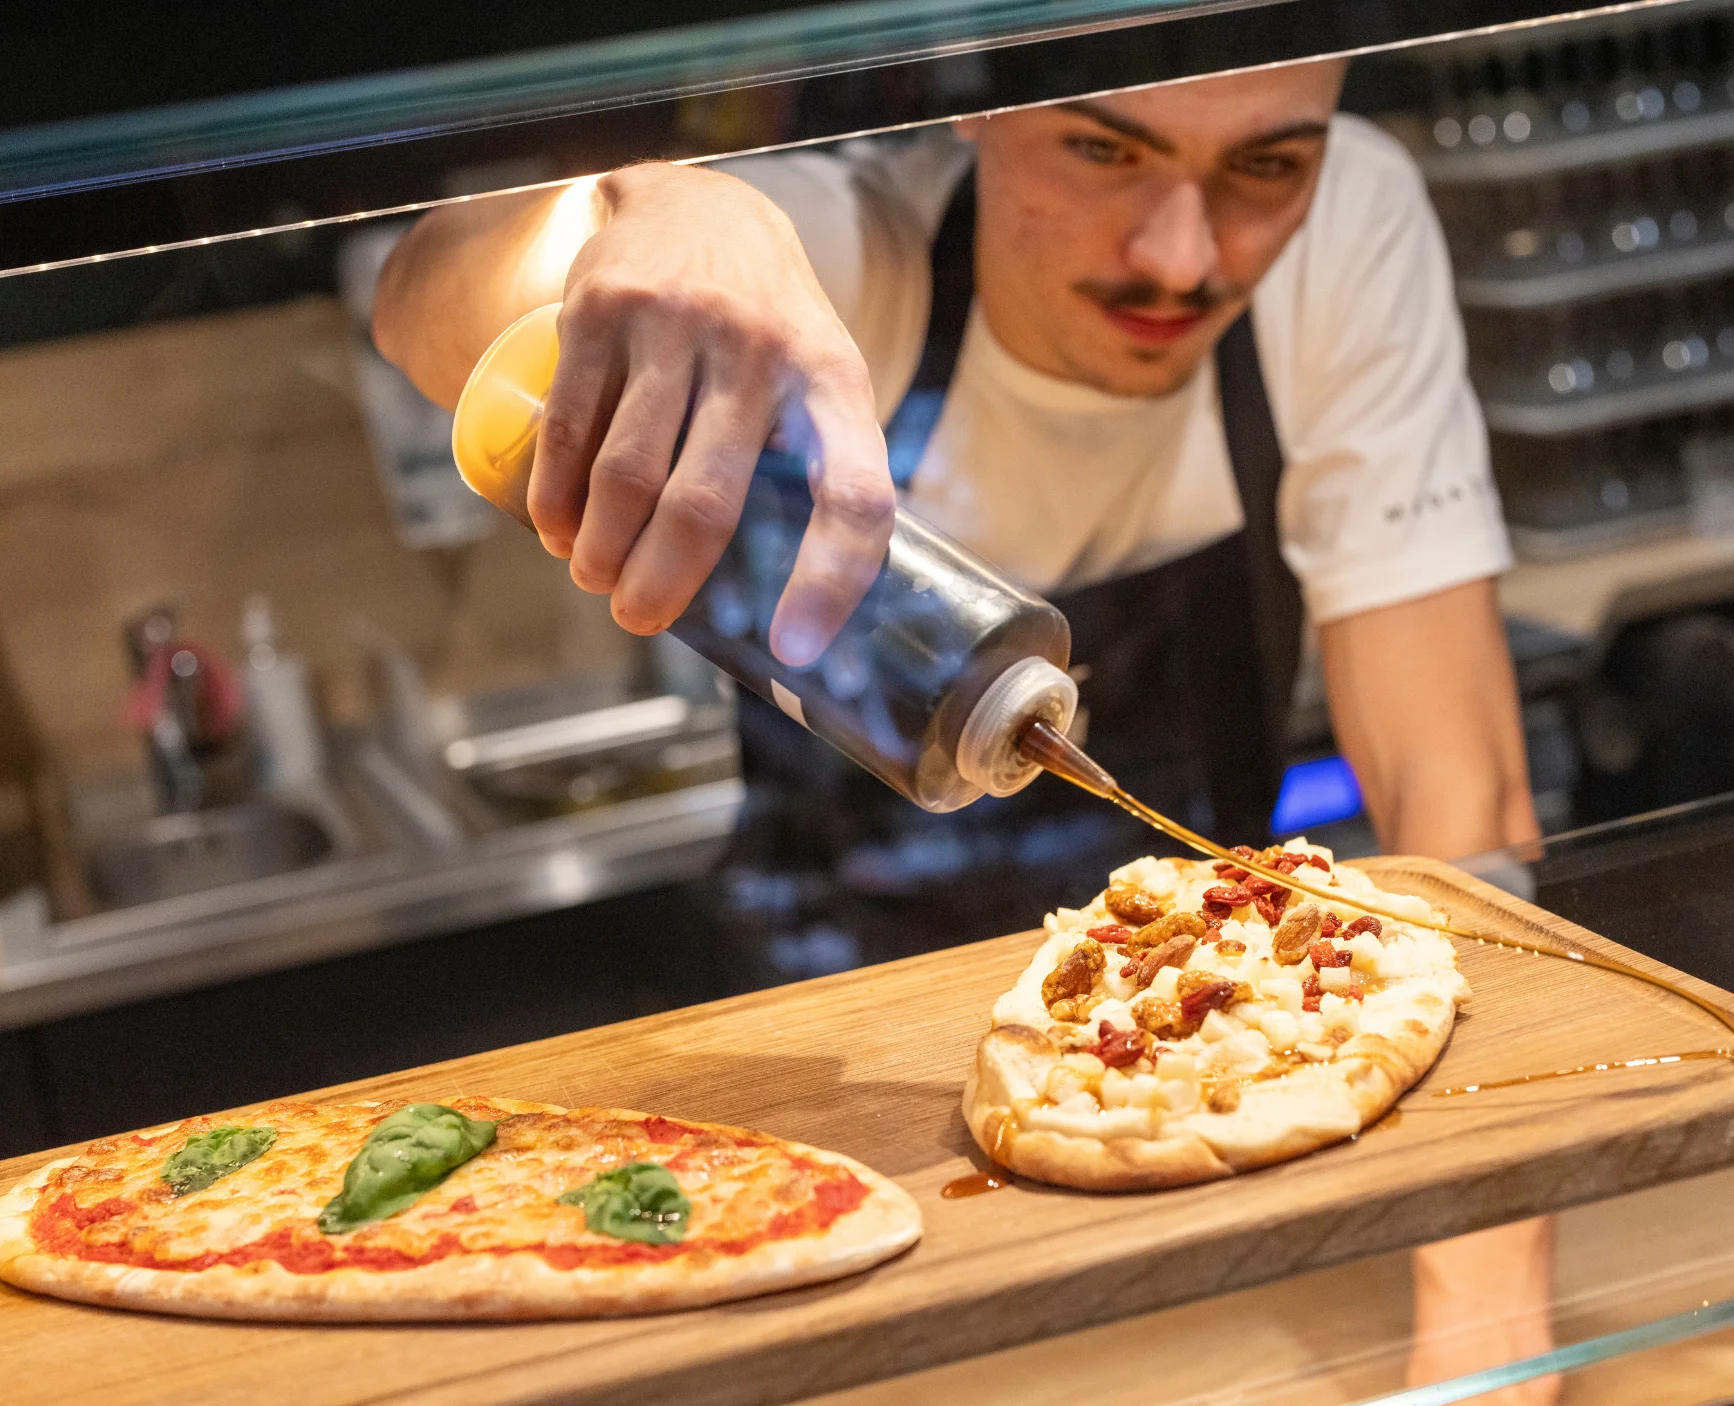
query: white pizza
[{"left": 963, "top": 841, "right": 1470, "bottom": 1189}]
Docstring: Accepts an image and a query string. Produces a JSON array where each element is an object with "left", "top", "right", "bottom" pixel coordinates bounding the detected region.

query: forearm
[
  {"left": 373, "top": 180, "right": 601, "bottom": 408},
  {"left": 1380, "top": 739, "right": 1539, "bottom": 862},
  {"left": 1320, "top": 578, "right": 1539, "bottom": 863}
]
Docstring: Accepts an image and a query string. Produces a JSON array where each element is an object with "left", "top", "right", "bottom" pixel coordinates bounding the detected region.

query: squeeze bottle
[{"left": 451, "top": 304, "right": 1076, "bottom": 813}]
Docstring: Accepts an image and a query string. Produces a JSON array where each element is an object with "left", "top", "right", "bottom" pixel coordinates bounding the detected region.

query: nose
[{"left": 1124, "top": 180, "right": 1219, "bottom": 296}]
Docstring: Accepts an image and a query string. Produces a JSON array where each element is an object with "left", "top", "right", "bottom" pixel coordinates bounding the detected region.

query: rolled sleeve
[{"left": 1261, "top": 116, "right": 1513, "bottom": 625}]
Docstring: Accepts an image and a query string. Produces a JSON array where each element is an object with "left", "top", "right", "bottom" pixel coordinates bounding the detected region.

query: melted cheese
[{"left": 997, "top": 844, "right": 1471, "bottom": 1138}]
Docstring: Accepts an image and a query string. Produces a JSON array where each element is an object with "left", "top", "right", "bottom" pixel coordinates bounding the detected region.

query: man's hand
[{"left": 375, "top": 164, "right": 894, "bottom": 666}]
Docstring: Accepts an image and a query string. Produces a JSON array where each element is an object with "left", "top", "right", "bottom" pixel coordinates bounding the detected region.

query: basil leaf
[
  {"left": 161, "top": 1125, "right": 278, "bottom": 1197},
  {"left": 317, "top": 1104, "right": 495, "bottom": 1234},
  {"left": 558, "top": 1161, "right": 690, "bottom": 1244}
]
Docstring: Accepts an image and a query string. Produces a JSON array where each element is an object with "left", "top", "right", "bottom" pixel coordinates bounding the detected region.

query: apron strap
[
  {"left": 1214, "top": 313, "right": 1304, "bottom": 817},
  {"left": 884, "top": 170, "right": 978, "bottom": 486}
]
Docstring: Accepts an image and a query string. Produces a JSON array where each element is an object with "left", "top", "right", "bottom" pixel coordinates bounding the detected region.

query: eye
[
  {"left": 1063, "top": 133, "right": 1136, "bottom": 166},
  {"left": 1230, "top": 151, "right": 1304, "bottom": 180}
]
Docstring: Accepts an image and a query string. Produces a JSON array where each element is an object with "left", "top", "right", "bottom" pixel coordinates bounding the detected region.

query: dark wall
[{"left": 4, "top": 3, "right": 812, "bottom": 128}]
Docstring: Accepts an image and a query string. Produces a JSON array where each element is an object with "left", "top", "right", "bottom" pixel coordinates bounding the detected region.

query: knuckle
[
  {"left": 807, "top": 346, "right": 873, "bottom": 398},
  {"left": 660, "top": 477, "right": 741, "bottom": 543},
  {"left": 534, "top": 407, "right": 590, "bottom": 460},
  {"left": 728, "top": 312, "right": 797, "bottom": 366},
  {"left": 592, "top": 441, "right": 667, "bottom": 504},
  {"left": 813, "top": 472, "right": 895, "bottom": 536},
  {"left": 567, "top": 274, "right": 656, "bottom": 325}
]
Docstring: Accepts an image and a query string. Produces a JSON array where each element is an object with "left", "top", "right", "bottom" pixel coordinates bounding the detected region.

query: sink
[{"left": 83, "top": 803, "right": 335, "bottom": 909}]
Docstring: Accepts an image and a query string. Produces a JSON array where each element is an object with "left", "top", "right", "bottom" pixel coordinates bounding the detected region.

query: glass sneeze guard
[
  {"left": 0, "top": 0, "right": 1652, "bottom": 273},
  {"left": 3, "top": 0, "right": 1261, "bottom": 202}
]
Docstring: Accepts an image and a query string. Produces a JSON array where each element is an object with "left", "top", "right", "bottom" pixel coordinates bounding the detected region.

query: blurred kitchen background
[{"left": 5, "top": 1, "right": 1734, "bottom": 1154}]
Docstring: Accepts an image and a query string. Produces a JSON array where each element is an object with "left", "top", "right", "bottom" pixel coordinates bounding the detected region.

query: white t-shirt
[{"left": 718, "top": 115, "right": 1509, "bottom": 623}]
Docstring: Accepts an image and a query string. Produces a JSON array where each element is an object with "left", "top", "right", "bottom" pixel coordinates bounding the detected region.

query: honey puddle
[
  {"left": 1349, "top": 1108, "right": 1403, "bottom": 1141},
  {"left": 947, "top": 1121, "right": 1016, "bottom": 1197},
  {"left": 942, "top": 1170, "right": 1010, "bottom": 1199}
]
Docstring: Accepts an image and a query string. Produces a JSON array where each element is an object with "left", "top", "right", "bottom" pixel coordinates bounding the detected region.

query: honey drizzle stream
[
  {"left": 1016, "top": 719, "right": 1734, "bottom": 1039},
  {"left": 1437, "top": 1048, "right": 1734, "bottom": 1097}
]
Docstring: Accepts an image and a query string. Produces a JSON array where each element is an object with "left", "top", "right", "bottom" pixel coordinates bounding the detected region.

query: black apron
[{"left": 721, "top": 170, "right": 1303, "bottom": 968}]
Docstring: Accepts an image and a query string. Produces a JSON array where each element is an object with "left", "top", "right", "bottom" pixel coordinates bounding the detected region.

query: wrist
[{"left": 512, "top": 177, "right": 607, "bottom": 310}]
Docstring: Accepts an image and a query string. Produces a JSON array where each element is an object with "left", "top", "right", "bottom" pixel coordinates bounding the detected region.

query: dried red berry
[
  {"left": 1255, "top": 895, "right": 1285, "bottom": 928},
  {"left": 1342, "top": 916, "right": 1383, "bottom": 938},
  {"left": 1212, "top": 863, "right": 1250, "bottom": 882},
  {"left": 1178, "top": 976, "right": 1239, "bottom": 1026},
  {"left": 1093, "top": 1021, "right": 1150, "bottom": 1069},
  {"left": 1309, "top": 940, "right": 1352, "bottom": 969},
  {"left": 1320, "top": 912, "right": 1341, "bottom": 940},
  {"left": 1088, "top": 924, "right": 1134, "bottom": 945},
  {"left": 1301, "top": 974, "right": 1323, "bottom": 1013},
  {"left": 1203, "top": 884, "right": 1253, "bottom": 908},
  {"left": 1304, "top": 854, "right": 1332, "bottom": 872}
]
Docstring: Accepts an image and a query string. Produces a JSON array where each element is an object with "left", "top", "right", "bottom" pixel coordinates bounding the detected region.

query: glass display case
[{"left": 7, "top": 2, "right": 1734, "bottom": 1402}]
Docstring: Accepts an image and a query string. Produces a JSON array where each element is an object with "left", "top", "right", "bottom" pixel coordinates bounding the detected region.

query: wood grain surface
[{"left": 4, "top": 857, "right": 1734, "bottom": 1406}]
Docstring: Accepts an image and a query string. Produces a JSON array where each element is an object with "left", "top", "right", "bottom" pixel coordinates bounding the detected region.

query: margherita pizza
[
  {"left": 963, "top": 841, "right": 1470, "bottom": 1190},
  {"left": 0, "top": 1096, "right": 921, "bottom": 1320}
]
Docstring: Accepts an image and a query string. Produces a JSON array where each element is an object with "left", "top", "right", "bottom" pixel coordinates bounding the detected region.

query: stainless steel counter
[{"left": 0, "top": 778, "right": 741, "bottom": 1032}]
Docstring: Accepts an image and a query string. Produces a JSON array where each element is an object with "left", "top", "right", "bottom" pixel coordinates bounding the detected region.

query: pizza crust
[
  {"left": 0, "top": 1103, "right": 922, "bottom": 1321},
  {"left": 962, "top": 847, "right": 1467, "bottom": 1191}
]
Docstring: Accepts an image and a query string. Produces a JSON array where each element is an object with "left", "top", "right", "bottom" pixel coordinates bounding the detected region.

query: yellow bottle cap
[{"left": 450, "top": 302, "right": 563, "bottom": 531}]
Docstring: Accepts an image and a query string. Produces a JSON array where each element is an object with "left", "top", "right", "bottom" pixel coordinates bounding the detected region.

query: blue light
[{"left": 1270, "top": 755, "right": 1364, "bottom": 836}]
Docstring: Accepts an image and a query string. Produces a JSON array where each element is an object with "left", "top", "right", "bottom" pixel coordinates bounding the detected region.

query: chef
[{"left": 375, "top": 59, "right": 1552, "bottom": 1401}]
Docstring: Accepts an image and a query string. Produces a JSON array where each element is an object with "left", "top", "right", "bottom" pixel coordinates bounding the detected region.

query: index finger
[{"left": 767, "top": 372, "right": 896, "bottom": 668}]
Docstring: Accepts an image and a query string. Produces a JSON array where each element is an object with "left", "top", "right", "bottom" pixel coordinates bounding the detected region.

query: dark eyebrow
[
  {"left": 1056, "top": 100, "right": 1174, "bottom": 153},
  {"left": 1229, "top": 119, "right": 1331, "bottom": 153},
  {"left": 1055, "top": 100, "right": 1330, "bottom": 158}
]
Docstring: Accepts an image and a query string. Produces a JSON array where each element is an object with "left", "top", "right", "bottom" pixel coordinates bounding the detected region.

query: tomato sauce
[{"left": 29, "top": 1161, "right": 871, "bottom": 1276}]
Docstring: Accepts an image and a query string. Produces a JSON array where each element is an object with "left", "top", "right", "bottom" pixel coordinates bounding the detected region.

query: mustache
[{"left": 1071, "top": 277, "right": 1239, "bottom": 316}]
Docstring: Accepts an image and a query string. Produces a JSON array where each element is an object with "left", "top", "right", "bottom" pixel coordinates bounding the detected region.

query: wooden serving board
[{"left": 5, "top": 858, "right": 1734, "bottom": 1406}]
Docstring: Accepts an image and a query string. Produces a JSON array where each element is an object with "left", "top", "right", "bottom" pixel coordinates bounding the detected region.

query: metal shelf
[
  {"left": 1482, "top": 363, "right": 1734, "bottom": 436},
  {"left": 1419, "top": 101, "right": 1734, "bottom": 186},
  {"left": 1458, "top": 229, "right": 1734, "bottom": 308}
]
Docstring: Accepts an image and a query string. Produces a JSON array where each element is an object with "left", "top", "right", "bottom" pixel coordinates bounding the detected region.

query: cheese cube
[
  {"left": 1258, "top": 1008, "right": 1300, "bottom": 1051},
  {"left": 1156, "top": 1050, "right": 1197, "bottom": 1082},
  {"left": 1348, "top": 932, "right": 1384, "bottom": 971},
  {"left": 1318, "top": 964, "right": 1353, "bottom": 994},
  {"left": 1199, "top": 1009, "right": 1241, "bottom": 1042},
  {"left": 1259, "top": 975, "right": 1305, "bottom": 1013}
]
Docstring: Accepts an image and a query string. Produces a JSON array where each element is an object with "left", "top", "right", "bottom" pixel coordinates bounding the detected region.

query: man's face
[{"left": 960, "top": 62, "right": 1346, "bottom": 397}]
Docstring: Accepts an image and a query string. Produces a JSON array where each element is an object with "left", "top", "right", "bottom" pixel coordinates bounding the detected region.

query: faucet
[{"left": 123, "top": 606, "right": 246, "bottom": 813}]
